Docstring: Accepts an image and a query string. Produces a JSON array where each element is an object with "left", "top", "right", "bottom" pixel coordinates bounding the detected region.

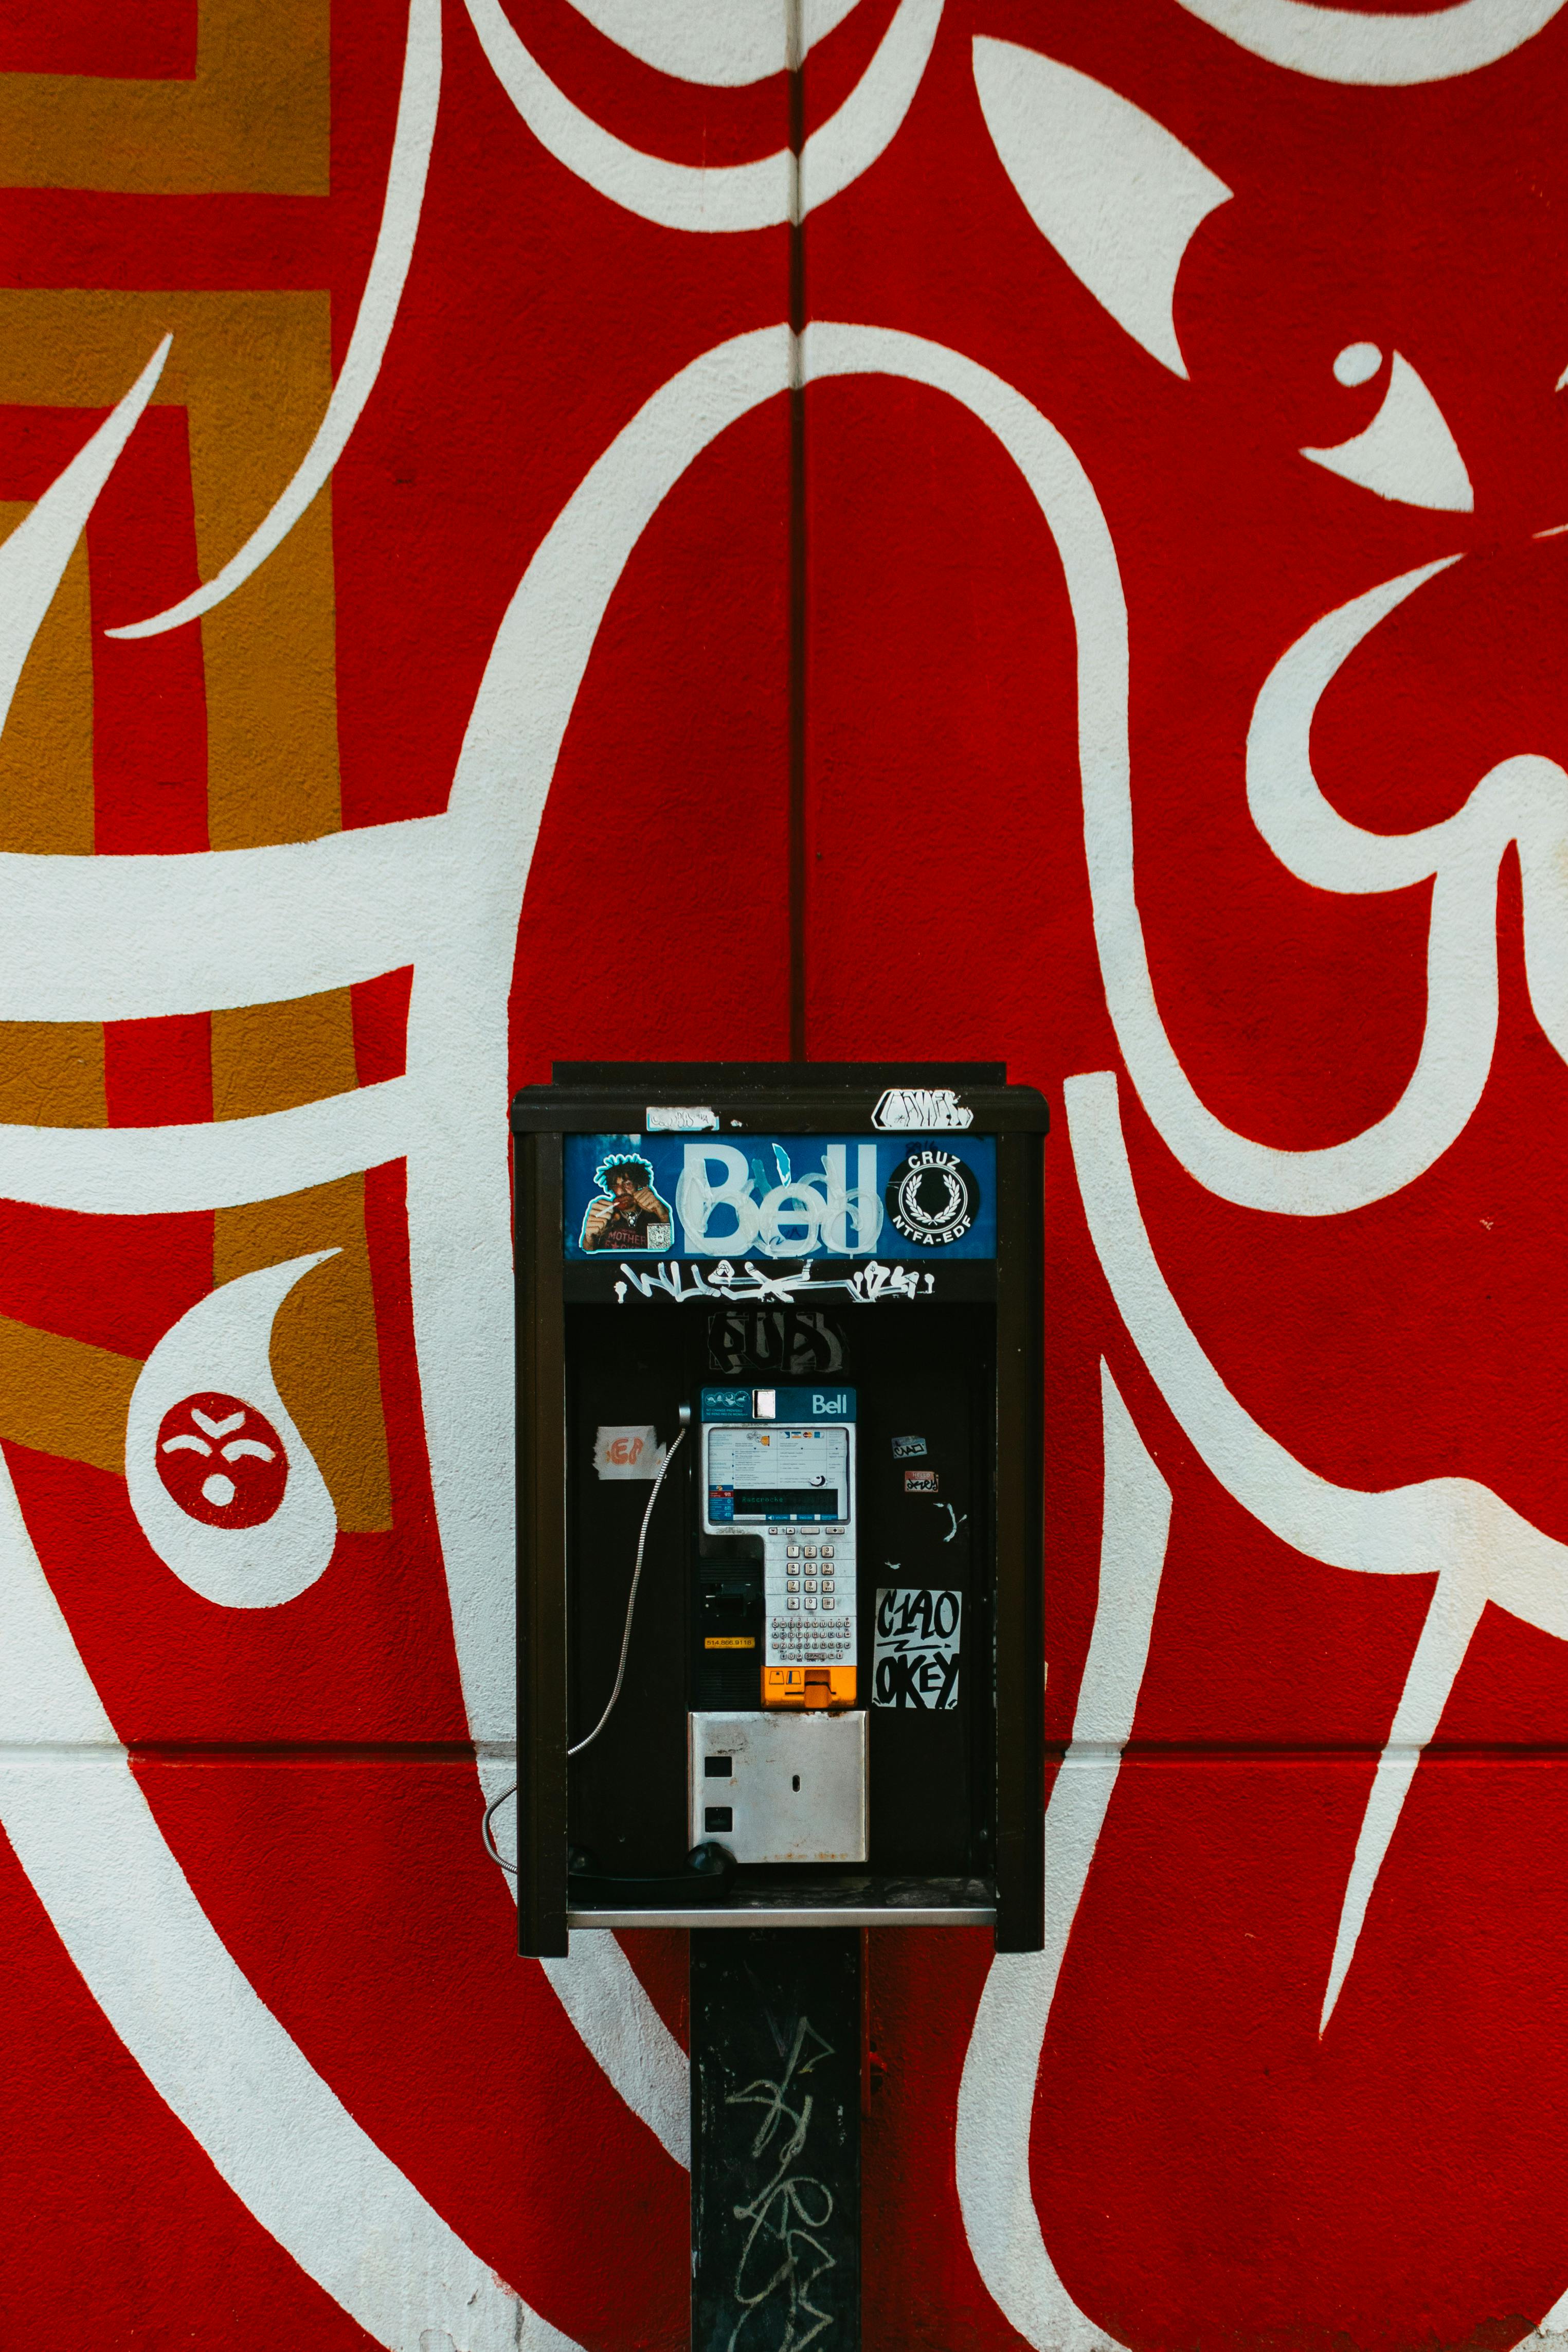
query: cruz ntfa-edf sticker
[{"left": 884, "top": 1150, "right": 980, "bottom": 1247}]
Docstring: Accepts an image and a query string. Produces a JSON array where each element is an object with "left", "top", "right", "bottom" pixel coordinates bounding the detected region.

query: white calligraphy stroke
[
  {"left": 462, "top": 0, "right": 941, "bottom": 231},
  {"left": 972, "top": 41, "right": 1232, "bottom": 380},
  {"left": 0, "top": 314, "right": 1516, "bottom": 2174},
  {"left": 1170, "top": 0, "right": 1568, "bottom": 82},
  {"left": 0, "top": 1081, "right": 412, "bottom": 1214},
  {"left": 975, "top": 44, "right": 1522, "bottom": 1206},
  {"left": 110, "top": 0, "right": 442, "bottom": 640},
  {"left": 540, "top": 1926, "right": 688, "bottom": 2170},
  {"left": 0, "top": 343, "right": 725, "bottom": 2158},
  {"left": 977, "top": 43, "right": 1477, "bottom": 521},
  {"left": 1246, "top": 560, "right": 1568, "bottom": 1213},
  {"left": 31, "top": 336, "right": 1503, "bottom": 1238},
  {"left": 816, "top": 300, "right": 1512, "bottom": 1218},
  {"left": 0, "top": 1450, "right": 576, "bottom": 2351},
  {"left": 1063, "top": 1069, "right": 1568, "bottom": 2031},
  {"left": 0, "top": 336, "right": 169, "bottom": 724},
  {"left": 564, "top": 0, "right": 861, "bottom": 86},
  {"left": 956, "top": 1362, "right": 1168, "bottom": 2352}
]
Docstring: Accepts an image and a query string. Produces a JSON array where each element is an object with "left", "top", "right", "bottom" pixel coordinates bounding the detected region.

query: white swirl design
[
  {"left": 956, "top": 1362, "right": 1168, "bottom": 2350},
  {"left": 1171, "top": 0, "right": 1567, "bottom": 83},
  {"left": 110, "top": 0, "right": 442, "bottom": 639},
  {"left": 462, "top": 0, "right": 942, "bottom": 230},
  {"left": 0, "top": 1443, "right": 576, "bottom": 2350},
  {"left": 563, "top": 0, "right": 861, "bottom": 86}
]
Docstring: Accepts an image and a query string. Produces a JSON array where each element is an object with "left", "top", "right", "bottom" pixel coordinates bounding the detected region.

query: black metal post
[{"left": 691, "top": 1930, "right": 862, "bottom": 2351}]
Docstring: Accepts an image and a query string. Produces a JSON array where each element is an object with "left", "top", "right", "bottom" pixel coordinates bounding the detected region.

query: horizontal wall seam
[{"left": 0, "top": 1739, "right": 516, "bottom": 1763}]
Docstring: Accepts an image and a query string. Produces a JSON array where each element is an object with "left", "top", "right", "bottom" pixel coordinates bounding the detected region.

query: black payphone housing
[{"left": 512, "top": 1063, "right": 1046, "bottom": 1956}]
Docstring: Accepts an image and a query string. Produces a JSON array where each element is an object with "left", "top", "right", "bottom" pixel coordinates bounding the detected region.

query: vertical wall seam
[{"left": 787, "top": 0, "right": 808, "bottom": 1060}]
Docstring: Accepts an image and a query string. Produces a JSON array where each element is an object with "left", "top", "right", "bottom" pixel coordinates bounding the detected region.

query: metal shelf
[{"left": 567, "top": 1873, "right": 996, "bottom": 1931}]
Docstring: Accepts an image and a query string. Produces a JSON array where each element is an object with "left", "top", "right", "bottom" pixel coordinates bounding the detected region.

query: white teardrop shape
[{"left": 124, "top": 1253, "right": 340, "bottom": 1608}]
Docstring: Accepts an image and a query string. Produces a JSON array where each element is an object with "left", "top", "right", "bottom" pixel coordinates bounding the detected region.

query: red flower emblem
[{"left": 155, "top": 1392, "right": 289, "bottom": 1530}]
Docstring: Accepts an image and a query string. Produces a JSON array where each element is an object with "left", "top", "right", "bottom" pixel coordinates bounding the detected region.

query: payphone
[
  {"left": 511, "top": 1063, "right": 1046, "bottom": 1954},
  {"left": 699, "top": 1383, "right": 858, "bottom": 1704}
]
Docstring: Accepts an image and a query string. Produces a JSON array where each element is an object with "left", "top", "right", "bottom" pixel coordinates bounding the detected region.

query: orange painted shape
[
  {"left": 212, "top": 1173, "right": 393, "bottom": 1537},
  {"left": 0, "top": 1313, "right": 138, "bottom": 1475},
  {"left": 0, "top": 512, "right": 93, "bottom": 854},
  {"left": 0, "top": 0, "right": 327, "bottom": 195},
  {"left": 210, "top": 990, "right": 358, "bottom": 1124},
  {"left": 0, "top": 290, "right": 341, "bottom": 852},
  {"left": 0, "top": 1025, "right": 106, "bottom": 1129}
]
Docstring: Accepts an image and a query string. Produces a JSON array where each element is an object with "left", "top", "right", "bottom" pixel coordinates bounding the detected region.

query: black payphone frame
[{"left": 512, "top": 1062, "right": 1047, "bottom": 1958}]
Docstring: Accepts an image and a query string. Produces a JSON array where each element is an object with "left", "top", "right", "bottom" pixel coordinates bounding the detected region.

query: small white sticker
[
  {"left": 646, "top": 1104, "right": 717, "bottom": 1132},
  {"left": 873, "top": 1087, "right": 974, "bottom": 1131},
  {"left": 593, "top": 1425, "right": 663, "bottom": 1479},
  {"left": 892, "top": 1433, "right": 927, "bottom": 1460}
]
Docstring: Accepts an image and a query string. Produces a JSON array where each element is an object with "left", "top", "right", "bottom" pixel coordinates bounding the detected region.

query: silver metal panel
[{"left": 689, "top": 1709, "right": 868, "bottom": 1863}]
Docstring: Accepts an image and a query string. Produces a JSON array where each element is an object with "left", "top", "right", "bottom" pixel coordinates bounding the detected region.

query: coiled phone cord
[
  {"left": 568, "top": 1422, "right": 687, "bottom": 1758},
  {"left": 480, "top": 1419, "right": 688, "bottom": 1871},
  {"left": 482, "top": 1781, "right": 517, "bottom": 1874}
]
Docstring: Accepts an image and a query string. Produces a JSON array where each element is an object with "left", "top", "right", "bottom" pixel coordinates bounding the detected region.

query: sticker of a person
[{"left": 580, "top": 1155, "right": 674, "bottom": 1252}]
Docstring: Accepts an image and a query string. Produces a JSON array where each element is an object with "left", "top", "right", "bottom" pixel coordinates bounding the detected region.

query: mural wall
[{"left": 3, "top": 0, "right": 1566, "bottom": 2344}]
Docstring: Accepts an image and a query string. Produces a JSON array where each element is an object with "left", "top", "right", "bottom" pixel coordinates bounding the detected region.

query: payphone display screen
[
  {"left": 706, "top": 1426, "right": 848, "bottom": 1525},
  {"left": 733, "top": 1487, "right": 842, "bottom": 1519}
]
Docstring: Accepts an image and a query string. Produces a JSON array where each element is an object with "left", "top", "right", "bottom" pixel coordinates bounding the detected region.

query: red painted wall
[{"left": 4, "top": 2, "right": 1567, "bottom": 2346}]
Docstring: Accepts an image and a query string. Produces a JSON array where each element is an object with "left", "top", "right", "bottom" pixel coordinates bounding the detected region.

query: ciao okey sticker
[
  {"left": 884, "top": 1148, "right": 980, "bottom": 1247},
  {"left": 874, "top": 1586, "right": 962, "bottom": 1710}
]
